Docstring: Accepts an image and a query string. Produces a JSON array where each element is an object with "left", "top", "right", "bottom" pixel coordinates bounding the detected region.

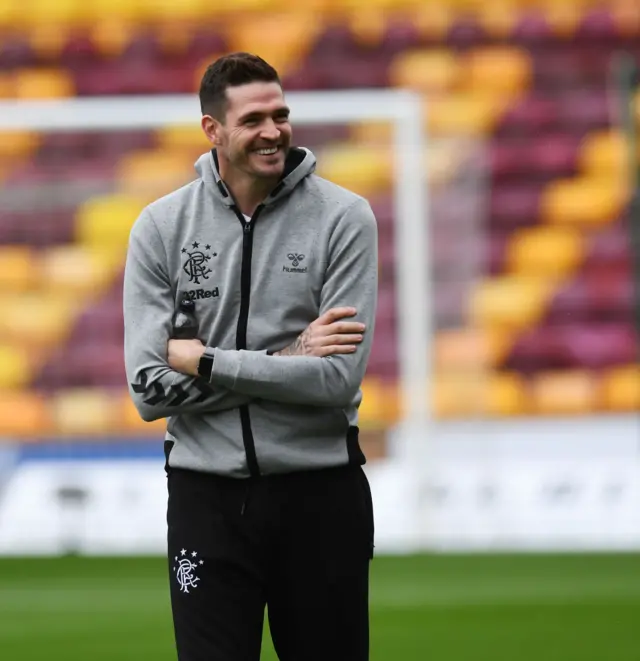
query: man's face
[{"left": 211, "top": 82, "right": 292, "bottom": 181}]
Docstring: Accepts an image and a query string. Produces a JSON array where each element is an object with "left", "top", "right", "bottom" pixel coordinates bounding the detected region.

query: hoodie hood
[{"left": 194, "top": 147, "right": 317, "bottom": 208}]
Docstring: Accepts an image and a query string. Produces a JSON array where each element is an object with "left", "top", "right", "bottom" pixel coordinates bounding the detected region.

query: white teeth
[{"left": 256, "top": 147, "right": 278, "bottom": 155}]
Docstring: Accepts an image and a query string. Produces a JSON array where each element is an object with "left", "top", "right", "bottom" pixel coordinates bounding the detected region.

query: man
[{"left": 123, "top": 52, "right": 378, "bottom": 661}]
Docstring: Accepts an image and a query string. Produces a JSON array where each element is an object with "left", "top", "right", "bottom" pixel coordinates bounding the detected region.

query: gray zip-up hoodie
[{"left": 123, "top": 147, "right": 378, "bottom": 477}]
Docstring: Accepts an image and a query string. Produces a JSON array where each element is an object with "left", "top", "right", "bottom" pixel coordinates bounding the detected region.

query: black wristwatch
[{"left": 197, "top": 352, "right": 214, "bottom": 380}]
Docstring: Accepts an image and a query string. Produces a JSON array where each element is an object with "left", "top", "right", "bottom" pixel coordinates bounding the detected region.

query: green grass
[{"left": 1, "top": 554, "right": 639, "bottom": 660}]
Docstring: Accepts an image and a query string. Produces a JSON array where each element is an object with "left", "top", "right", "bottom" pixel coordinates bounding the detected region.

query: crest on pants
[{"left": 173, "top": 549, "right": 204, "bottom": 593}]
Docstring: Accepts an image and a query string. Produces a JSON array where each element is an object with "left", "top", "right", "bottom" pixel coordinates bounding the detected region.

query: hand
[
  {"left": 275, "top": 307, "right": 366, "bottom": 357},
  {"left": 168, "top": 338, "right": 206, "bottom": 376}
]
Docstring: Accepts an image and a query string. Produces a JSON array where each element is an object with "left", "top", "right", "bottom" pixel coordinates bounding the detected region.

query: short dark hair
[{"left": 199, "top": 52, "right": 281, "bottom": 119}]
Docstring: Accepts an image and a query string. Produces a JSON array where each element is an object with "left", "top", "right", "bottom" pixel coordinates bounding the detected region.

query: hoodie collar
[{"left": 194, "top": 147, "right": 316, "bottom": 208}]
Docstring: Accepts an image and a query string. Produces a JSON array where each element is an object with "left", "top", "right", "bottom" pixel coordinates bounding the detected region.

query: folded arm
[
  {"left": 123, "top": 208, "right": 252, "bottom": 422},
  {"left": 207, "top": 198, "right": 378, "bottom": 407}
]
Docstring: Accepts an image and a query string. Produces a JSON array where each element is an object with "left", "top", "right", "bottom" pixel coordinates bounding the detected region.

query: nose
[{"left": 259, "top": 119, "right": 280, "bottom": 141}]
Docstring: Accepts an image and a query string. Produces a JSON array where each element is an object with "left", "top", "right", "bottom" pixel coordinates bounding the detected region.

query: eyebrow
[{"left": 238, "top": 107, "right": 290, "bottom": 123}]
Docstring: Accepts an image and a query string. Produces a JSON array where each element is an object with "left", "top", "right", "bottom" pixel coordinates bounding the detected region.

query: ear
[{"left": 201, "top": 115, "right": 221, "bottom": 147}]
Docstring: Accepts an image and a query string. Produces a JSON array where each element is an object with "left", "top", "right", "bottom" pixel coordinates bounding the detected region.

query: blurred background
[{"left": 0, "top": 0, "right": 639, "bottom": 659}]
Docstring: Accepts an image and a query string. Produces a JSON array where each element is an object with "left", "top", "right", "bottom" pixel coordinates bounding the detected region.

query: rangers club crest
[{"left": 173, "top": 549, "right": 204, "bottom": 593}]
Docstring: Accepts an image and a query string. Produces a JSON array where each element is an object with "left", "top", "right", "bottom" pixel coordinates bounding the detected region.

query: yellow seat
[
  {"left": 469, "top": 276, "right": 554, "bottom": 330},
  {"left": 486, "top": 371, "right": 529, "bottom": 417},
  {"left": 0, "top": 344, "right": 32, "bottom": 389},
  {"left": 116, "top": 150, "right": 196, "bottom": 200},
  {"left": 40, "top": 246, "right": 123, "bottom": 299},
  {"left": 434, "top": 327, "right": 512, "bottom": 370},
  {"left": 531, "top": 369, "right": 598, "bottom": 415},
  {"left": 389, "top": 49, "right": 461, "bottom": 94},
  {"left": 0, "top": 391, "right": 51, "bottom": 437},
  {"left": 120, "top": 390, "right": 168, "bottom": 434},
  {"left": 348, "top": 7, "right": 385, "bottom": 49},
  {"left": 579, "top": 130, "right": 640, "bottom": 177},
  {"left": 600, "top": 365, "right": 640, "bottom": 412},
  {"left": 0, "top": 246, "right": 38, "bottom": 292},
  {"left": 14, "top": 69, "right": 75, "bottom": 99},
  {"left": 0, "top": 131, "right": 40, "bottom": 159},
  {"left": 51, "top": 389, "right": 118, "bottom": 435},
  {"left": 358, "top": 377, "right": 393, "bottom": 430},
  {"left": 432, "top": 370, "right": 528, "bottom": 419},
  {"left": 427, "top": 94, "right": 507, "bottom": 137},
  {"left": 540, "top": 177, "right": 629, "bottom": 227},
  {"left": 75, "top": 194, "right": 146, "bottom": 250},
  {"left": 463, "top": 47, "right": 532, "bottom": 98},
  {"left": 227, "top": 12, "right": 319, "bottom": 78},
  {"left": 0, "top": 294, "right": 78, "bottom": 349},
  {"left": 479, "top": 2, "right": 520, "bottom": 39},
  {"left": 412, "top": 4, "right": 455, "bottom": 42},
  {"left": 156, "top": 125, "right": 210, "bottom": 154},
  {"left": 25, "top": 0, "right": 90, "bottom": 28},
  {"left": 545, "top": 2, "right": 582, "bottom": 38},
  {"left": 317, "top": 144, "right": 391, "bottom": 197},
  {"left": 612, "top": 0, "right": 640, "bottom": 38},
  {"left": 505, "top": 227, "right": 585, "bottom": 278}
]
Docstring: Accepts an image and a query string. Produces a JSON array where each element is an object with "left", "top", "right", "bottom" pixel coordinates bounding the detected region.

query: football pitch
[{"left": 1, "top": 553, "right": 639, "bottom": 660}]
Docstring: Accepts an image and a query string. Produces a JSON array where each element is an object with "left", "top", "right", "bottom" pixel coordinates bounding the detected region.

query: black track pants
[{"left": 166, "top": 464, "right": 375, "bottom": 661}]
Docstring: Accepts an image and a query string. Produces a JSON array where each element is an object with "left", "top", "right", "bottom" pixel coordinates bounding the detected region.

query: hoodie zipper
[{"left": 233, "top": 204, "right": 264, "bottom": 480}]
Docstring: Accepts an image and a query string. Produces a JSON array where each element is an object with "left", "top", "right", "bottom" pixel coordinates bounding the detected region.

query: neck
[{"left": 220, "top": 167, "right": 276, "bottom": 217}]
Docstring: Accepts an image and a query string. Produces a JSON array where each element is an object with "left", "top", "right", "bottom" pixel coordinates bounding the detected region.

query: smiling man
[{"left": 123, "top": 53, "right": 378, "bottom": 661}]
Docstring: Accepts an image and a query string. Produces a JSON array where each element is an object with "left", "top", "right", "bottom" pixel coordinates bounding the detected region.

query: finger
[
  {"left": 323, "top": 321, "right": 366, "bottom": 335},
  {"left": 320, "top": 334, "right": 363, "bottom": 345},
  {"left": 318, "top": 345, "right": 357, "bottom": 357},
  {"left": 315, "top": 307, "right": 357, "bottom": 325}
]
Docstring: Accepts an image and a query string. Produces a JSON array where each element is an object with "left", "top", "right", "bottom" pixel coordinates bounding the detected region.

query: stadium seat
[
  {"left": 0, "top": 391, "right": 51, "bottom": 437},
  {"left": 427, "top": 93, "right": 508, "bottom": 136},
  {"left": 540, "top": 177, "right": 628, "bottom": 227},
  {"left": 434, "top": 327, "right": 512, "bottom": 369},
  {"left": 358, "top": 378, "right": 393, "bottom": 430},
  {"left": 531, "top": 369, "right": 598, "bottom": 415},
  {"left": 463, "top": 47, "right": 532, "bottom": 98},
  {"left": 0, "top": 344, "right": 32, "bottom": 389},
  {"left": 14, "top": 68, "right": 75, "bottom": 99},
  {"left": 155, "top": 125, "right": 210, "bottom": 154},
  {"left": 388, "top": 49, "right": 461, "bottom": 94},
  {"left": 432, "top": 370, "right": 528, "bottom": 418},
  {"left": 0, "top": 131, "right": 40, "bottom": 161},
  {"left": 469, "top": 276, "right": 553, "bottom": 330},
  {"left": 115, "top": 150, "right": 196, "bottom": 200},
  {"left": 316, "top": 145, "right": 390, "bottom": 198},
  {"left": 51, "top": 388, "right": 118, "bottom": 435},
  {"left": 546, "top": 267, "right": 633, "bottom": 323},
  {"left": 75, "top": 194, "right": 146, "bottom": 250},
  {"left": 579, "top": 130, "right": 638, "bottom": 177},
  {"left": 584, "top": 226, "right": 631, "bottom": 269},
  {"left": 39, "top": 246, "right": 124, "bottom": 300},
  {"left": 0, "top": 246, "right": 38, "bottom": 292},
  {"left": 0, "top": 294, "right": 77, "bottom": 349},
  {"left": 489, "top": 183, "right": 542, "bottom": 228},
  {"left": 600, "top": 365, "right": 640, "bottom": 412},
  {"left": 504, "top": 226, "right": 585, "bottom": 278}
]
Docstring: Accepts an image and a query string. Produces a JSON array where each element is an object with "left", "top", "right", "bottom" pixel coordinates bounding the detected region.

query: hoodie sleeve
[
  {"left": 124, "top": 208, "right": 252, "bottom": 422},
  {"left": 208, "top": 198, "right": 378, "bottom": 407}
]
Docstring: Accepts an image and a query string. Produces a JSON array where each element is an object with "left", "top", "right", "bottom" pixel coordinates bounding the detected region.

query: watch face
[{"left": 198, "top": 355, "right": 213, "bottom": 379}]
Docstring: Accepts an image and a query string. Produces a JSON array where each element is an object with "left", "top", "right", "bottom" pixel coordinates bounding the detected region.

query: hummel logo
[{"left": 283, "top": 252, "right": 307, "bottom": 273}]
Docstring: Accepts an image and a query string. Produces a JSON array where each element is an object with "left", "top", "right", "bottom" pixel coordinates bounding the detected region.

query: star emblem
[
  {"left": 180, "top": 549, "right": 186, "bottom": 556},
  {"left": 192, "top": 241, "right": 199, "bottom": 249},
  {"left": 191, "top": 551, "right": 197, "bottom": 557},
  {"left": 181, "top": 247, "right": 186, "bottom": 253},
  {"left": 199, "top": 560, "right": 204, "bottom": 565},
  {"left": 205, "top": 244, "right": 211, "bottom": 250}
]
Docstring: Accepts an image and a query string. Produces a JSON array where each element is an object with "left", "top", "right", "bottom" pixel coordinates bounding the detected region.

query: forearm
[
  {"left": 209, "top": 349, "right": 359, "bottom": 407},
  {"left": 128, "top": 363, "right": 252, "bottom": 422}
]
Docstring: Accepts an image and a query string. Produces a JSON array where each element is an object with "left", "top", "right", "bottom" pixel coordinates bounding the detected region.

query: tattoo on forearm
[{"left": 276, "top": 328, "right": 311, "bottom": 356}]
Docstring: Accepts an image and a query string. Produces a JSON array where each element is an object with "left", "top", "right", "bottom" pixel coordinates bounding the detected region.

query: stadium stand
[{"left": 0, "top": 0, "right": 638, "bottom": 438}]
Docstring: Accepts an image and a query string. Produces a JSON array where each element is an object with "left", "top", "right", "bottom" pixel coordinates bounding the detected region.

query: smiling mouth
[{"left": 254, "top": 146, "right": 279, "bottom": 156}]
